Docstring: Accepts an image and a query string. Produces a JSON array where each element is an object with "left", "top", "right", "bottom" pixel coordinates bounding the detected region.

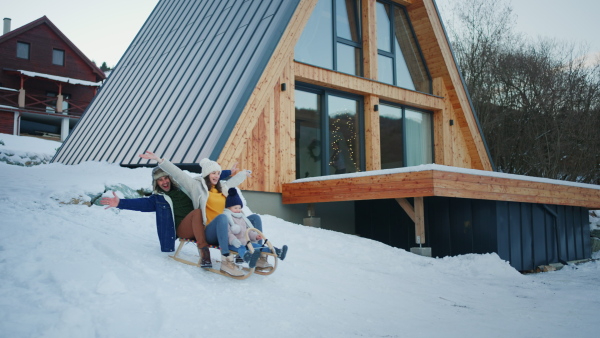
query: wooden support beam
[
  {"left": 414, "top": 197, "right": 425, "bottom": 244},
  {"left": 395, "top": 197, "right": 425, "bottom": 244},
  {"left": 295, "top": 62, "right": 445, "bottom": 111},
  {"left": 395, "top": 198, "right": 415, "bottom": 222},
  {"left": 364, "top": 94, "right": 380, "bottom": 171},
  {"left": 361, "top": 0, "right": 377, "bottom": 79}
]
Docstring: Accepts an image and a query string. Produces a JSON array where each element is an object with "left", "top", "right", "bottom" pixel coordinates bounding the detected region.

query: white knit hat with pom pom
[{"left": 200, "top": 158, "right": 221, "bottom": 178}]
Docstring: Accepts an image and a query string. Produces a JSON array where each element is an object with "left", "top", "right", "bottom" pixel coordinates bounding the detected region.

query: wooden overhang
[
  {"left": 282, "top": 166, "right": 600, "bottom": 245},
  {"left": 282, "top": 166, "right": 600, "bottom": 209}
]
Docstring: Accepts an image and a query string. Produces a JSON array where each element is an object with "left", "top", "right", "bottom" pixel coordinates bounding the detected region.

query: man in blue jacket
[{"left": 101, "top": 166, "right": 231, "bottom": 268}]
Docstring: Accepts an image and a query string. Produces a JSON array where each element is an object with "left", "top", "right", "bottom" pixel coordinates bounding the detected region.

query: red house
[{"left": 0, "top": 16, "right": 105, "bottom": 141}]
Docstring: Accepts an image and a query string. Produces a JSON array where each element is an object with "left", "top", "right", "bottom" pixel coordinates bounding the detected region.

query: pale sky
[
  {"left": 3, "top": 0, "right": 599, "bottom": 68},
  {"left": 435, "top": 0, "right": 600, "bottom": 62}
]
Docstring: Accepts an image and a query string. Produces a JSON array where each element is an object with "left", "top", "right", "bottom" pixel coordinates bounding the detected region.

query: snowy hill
[{"left": 0, "top": 133, "right": 599, "bottom": 337}]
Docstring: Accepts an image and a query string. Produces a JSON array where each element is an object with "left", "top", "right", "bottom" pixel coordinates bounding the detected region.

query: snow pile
[
  {"left": 0, "top": 134, "right": 62, "bottom": 166},
  {"left": 1, "top": 133, "right": 599, "bottom": 338}
]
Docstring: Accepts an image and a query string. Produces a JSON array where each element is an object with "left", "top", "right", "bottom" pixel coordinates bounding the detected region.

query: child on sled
[{"left": 223, "top": 188, "right": 287, "bottom": 270}]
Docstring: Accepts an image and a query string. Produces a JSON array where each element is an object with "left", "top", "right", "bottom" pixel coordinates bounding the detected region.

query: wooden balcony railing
[{"left": 0, "top": 90, "right": 87, "bottom": 117}]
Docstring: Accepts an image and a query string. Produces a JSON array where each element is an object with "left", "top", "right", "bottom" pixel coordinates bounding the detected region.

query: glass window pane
[
  {"left": 328, "top": 95, "right": 360, "bottom": 174},
  {"left": 379, "top": 104, "right": 403, "bottom": 169},
  {"left": 53, "top": 49, "right": 64, "bottom": 66},
  {"left": 376, "top": 2, "right": 391, "bottom": 52},
  {"left": 393, "top": 9, "right": 430, "bottom": 93},
  {"left": 17, "top": 42, "right": 29, "bottom": 59},
  {"left": 295, "top": 90, "right": 323, "bottom": 178},
  {"left": 377, "top": 54, "right": 393, "bottom": 85},
  {"left": 337, "top": 43, "right": 360, "bottom": 76},
  {"left": 405, "top": 109, "right": 433, "bottom": 166},
  {"left": 336, "top": 0, "right": 360, "bottom": 42},
  {"left": 394, "top": 39, "right": 415, "bottom": 91},
  {"left": 295, "top": 0, "right": 333, "bottom": 70}
]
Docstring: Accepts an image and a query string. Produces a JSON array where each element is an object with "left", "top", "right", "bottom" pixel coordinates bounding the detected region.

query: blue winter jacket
[
  {"left": 118, "top": 194, "right": 177, "bottom": 252},
  {"left": 117, "top": 170, "right": 231, "bottom": 252}
]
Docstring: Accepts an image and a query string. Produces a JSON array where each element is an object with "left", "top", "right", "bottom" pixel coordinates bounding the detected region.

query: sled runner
[{"left": 169, "top": 228, "right": 280, "bottom": 279}]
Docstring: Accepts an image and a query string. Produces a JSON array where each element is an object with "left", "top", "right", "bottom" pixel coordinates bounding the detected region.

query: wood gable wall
[{"left": 218, "top": 0, "right": 492, "bottom": 193}]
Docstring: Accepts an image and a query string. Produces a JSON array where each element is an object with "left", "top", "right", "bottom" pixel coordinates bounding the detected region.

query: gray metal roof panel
[{"left": 53, "top": 0, "right": 300, "bottom": 166}]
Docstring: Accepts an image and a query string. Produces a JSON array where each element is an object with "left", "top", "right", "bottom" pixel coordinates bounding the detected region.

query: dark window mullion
[
  {"left": 337, "top": 37, "right": 361, "bottom": 48},
  {"left": 331, "top": 0, "right": 338, "bottom": 71},
  {"left": 401, "top": 106, "right": 407, "bottom": 166},
  {"left": 321, "top": 92, "right": 330, "bottom": 175},
  {"left": 389, "top": 5, "right": 397, "bottom": 86}
]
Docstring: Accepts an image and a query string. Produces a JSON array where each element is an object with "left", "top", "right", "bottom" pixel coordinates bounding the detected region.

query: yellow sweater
[{"left": 205, "top": 187, "right": 226, "bottom": 224}]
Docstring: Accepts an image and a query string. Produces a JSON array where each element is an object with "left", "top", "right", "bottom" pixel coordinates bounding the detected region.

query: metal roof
[{"left": 52, "top": 0, "right": 300, "bottom": 166}]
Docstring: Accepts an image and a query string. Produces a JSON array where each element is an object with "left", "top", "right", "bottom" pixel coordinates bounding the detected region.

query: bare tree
[{"left": 441, "top": 0, "right": 600, "bottom": 184}]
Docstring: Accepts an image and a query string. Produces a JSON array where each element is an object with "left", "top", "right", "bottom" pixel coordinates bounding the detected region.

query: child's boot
[
  {"left": 275, "top": 245, "right": 288, "bottom": 261},
  {"left": 243, "top": 250, "right": 261, "bottom": 268}
]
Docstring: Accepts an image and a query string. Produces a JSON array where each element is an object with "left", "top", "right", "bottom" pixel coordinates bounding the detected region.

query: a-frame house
[{"left": 52, "top": 0, "right": 600, "bottom": 271}]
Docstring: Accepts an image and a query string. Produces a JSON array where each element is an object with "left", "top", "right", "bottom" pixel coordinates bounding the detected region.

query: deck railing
[{"left": 0, "top": 89, "right": 87, "bottom": 117}]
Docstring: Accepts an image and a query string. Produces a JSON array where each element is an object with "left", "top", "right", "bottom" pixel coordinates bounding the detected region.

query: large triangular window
[
  {"left": 376, "top": 1, "right": 431, "bottom": 93},
  {"left": 295, "top": 0, "right": 362, "bottom": 76}
]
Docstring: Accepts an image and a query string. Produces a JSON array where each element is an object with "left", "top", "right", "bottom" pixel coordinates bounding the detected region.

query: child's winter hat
[
  {"left": 200, "top": 158, "right": 221, "bottom": 178},
  {"left": 225, "top": 188, "right": 243, "bottom": 208}
]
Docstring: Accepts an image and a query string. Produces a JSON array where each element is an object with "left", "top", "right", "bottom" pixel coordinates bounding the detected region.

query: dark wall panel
[
  {"left": 428, "top": 197, "right": 452, "bottom": 258},
  {"left": 472, "top": 199, "right": 496, "bottom": 254},
  {"left": 520, "top": 204, "right": 534, "bottom": 270},
  {"left": 355, "top": 196, "right": 591, "bottom": 271},
  {"left": 531, "top": 205, "right": 547, "bottom": 268},
  {"left": 495, "top": 201, "right": 510, "bottom": 263},
  {"left": 508, "top": 202, "right": 523, "bottom": 271}
]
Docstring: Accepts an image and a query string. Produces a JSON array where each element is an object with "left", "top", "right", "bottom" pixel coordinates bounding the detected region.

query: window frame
[
  {"left": 295, "top": 82, "right": 366, "bottom": 178},
  {"left": 379, "top": 99, "right": 434, "bottom": 168},
  {"left": 376, "top": 0, "right": 432, "bottom": 93},
  {"left": 16, "top": 41, "right": 30, "bottom": 60},
  {"left": 295, "top": 0, "right": 363, "bottom": 76},
  {"left": 333, "top": 0, "right": 363, "bottom": 76},
  {"left": 52, "top": 48, "right": 65, "bottom": 66}
]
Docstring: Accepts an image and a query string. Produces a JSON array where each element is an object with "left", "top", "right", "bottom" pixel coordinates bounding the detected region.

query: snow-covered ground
[{"left": 1, "top": 133, "right": 599, "bottom": 338}]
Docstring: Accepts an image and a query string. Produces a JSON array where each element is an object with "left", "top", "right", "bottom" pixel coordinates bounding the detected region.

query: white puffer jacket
[{"left": 158, "top": 159, "right": 249, "bottom": 225}]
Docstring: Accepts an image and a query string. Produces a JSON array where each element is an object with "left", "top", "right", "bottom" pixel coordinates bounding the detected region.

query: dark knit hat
[{"left": 225, "top": 188, "right": 243, "bottom": 208}]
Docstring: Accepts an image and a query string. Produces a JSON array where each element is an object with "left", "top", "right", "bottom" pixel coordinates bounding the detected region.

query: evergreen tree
[{"left": 100, "top": 62, "right": 111, "bottom": 72}]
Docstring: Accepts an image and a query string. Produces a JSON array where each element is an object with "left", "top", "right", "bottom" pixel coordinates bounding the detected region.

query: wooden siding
[
  {"left": 0, "top": 17, "right": 104, "bottom": 82},
  {"left": 294, "top": 62, "right": 444, "bottom": 110},
  {"left": 282, "top": 168, "right": 600, "bottom": 209},
  {"left": 0, "top": 111, "right": 15, "bottom": 134},
  {"left": 217, "top": 0, "right": 317, "bottom": 192},
  {"left": 0, "top": 17, "right": 103, "bottom": 119},
  {"left": 219, "top": 0, "right": 561, "bottom": 197},
  {"left": 406, "top": 0, "right": 492, "bottom": 171}
]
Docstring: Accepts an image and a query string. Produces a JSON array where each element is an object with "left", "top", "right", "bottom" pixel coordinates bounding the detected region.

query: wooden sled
[{"left": 169, "top": 228, "right": 279, "bottom": 279}]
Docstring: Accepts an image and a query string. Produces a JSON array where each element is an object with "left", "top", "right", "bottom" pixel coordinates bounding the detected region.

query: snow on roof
[
  {"left": 0, "top": 87, "right": 19, "bottom": 92},
  {"left": 292, "top": 163, "right": 600, "bottom": 190},
  {"left": 17, "top": 70, "right": 102, "bottom": 87}
]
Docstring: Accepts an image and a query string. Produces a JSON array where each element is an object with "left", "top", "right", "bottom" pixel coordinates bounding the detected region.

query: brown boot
[{"left": 199, "top": 247, "right": 212, "bottom": 268}]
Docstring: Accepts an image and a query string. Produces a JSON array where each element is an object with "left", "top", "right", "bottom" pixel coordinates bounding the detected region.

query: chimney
[{"left": 3, "top": 18, "right": 10, "bottom": 34}]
